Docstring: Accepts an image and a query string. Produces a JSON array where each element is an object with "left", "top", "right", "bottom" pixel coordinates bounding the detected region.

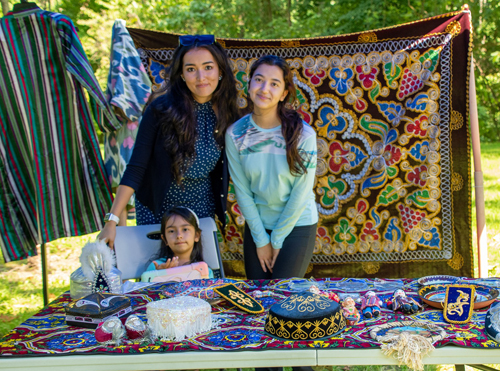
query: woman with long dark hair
[
  {"left": 99, "top": 35, "right": 239, "bottom": 248},
  {"left": 225, "top": 55, "right": 318, "bottom": 279}
]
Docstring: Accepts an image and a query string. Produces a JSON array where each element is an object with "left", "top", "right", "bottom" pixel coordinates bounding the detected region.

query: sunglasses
[{"left": 179, "top": 34, "right": 215, "bottom": 47}]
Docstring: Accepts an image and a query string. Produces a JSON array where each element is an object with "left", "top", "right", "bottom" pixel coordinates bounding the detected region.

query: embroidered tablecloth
[{"left": 1, "top": 278, "right": 499, "bottom": 357}]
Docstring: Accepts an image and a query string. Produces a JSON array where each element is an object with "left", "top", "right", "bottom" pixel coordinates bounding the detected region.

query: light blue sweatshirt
[{"left": 225, "top": 114, "right": 318, "bottom": 249}]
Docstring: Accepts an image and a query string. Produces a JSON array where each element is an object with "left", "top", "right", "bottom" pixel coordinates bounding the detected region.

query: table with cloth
[{"left": 1, "top": 277, "right": 500, "bottom": 370}]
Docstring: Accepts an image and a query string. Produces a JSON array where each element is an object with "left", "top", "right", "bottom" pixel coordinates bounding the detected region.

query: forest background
[{"left": 0, "top": 0, "right": 499, "bottom": 143}]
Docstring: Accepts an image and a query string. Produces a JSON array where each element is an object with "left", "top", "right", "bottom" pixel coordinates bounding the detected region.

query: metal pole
[
  {"left": 34, "top": 163, "right": 48, "bottom": 306},
  {"left": 469, "top": 57, "right": 488, "bottom": 278},
  {"left": 41, "top": 243, "right": 49, "bottom": 306}
]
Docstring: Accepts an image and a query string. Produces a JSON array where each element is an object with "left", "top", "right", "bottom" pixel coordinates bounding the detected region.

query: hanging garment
[
  {"left": 0, "top": 5, "right": 121, "bottom": 262},
  {"left": 104, "top": 19, "right": 151, "bottom": 205}
]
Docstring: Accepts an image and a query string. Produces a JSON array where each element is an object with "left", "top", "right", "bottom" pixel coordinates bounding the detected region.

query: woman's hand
[
  {"left": 98, "top": 185, "right": 135, "bottom": 249},
  {"left": 98, "top": 222, "right": 117, "bottom": 249},
  {"left": 256, "top": 243, "right": 274, "bottom": 273},
  {"left": 153, "top": 256, "right": 179, "bottom": 270}
]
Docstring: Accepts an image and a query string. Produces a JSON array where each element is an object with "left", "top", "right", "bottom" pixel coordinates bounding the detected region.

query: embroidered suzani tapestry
[{"left": 128, "top": 9, "right": 473, "bottom": 278}]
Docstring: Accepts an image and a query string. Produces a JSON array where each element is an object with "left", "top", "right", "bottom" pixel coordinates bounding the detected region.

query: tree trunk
[
  {"left": 286, "top": 0, "right": 291, "bottom": 26},
  {"left": 1, "top": 0, "right": 10, "bottom": 15},
  {"left": 262, "top": 0, "right": 273, "bottom": 24}
]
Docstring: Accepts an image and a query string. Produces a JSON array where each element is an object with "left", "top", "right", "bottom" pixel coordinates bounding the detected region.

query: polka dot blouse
[{"left": 136, "top": 101, "right": 221, "bottom": 225}]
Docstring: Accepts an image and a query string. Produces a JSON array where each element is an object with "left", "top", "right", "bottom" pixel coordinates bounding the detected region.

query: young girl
[
  {"left": 225, "top": 55, "right": 318, "bottom": 279},
  {"left": 145, "top": 206, "right": 213, "bottom": 278}
]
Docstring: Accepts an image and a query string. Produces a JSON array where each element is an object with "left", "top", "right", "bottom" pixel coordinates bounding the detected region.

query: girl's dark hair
[
  {"left": 153, "top": 42, "right": 240, "bottom": 183},
  {"left": 247, "top": 55, "right": 307, "bottom": 176},
  {"left": 157, "top": 206, "right": 203, "bottom": 264}
]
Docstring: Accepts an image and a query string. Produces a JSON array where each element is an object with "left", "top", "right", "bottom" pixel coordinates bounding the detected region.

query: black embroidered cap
[{"left": 265, "top": 291, "right": 346, "bottom": 341}]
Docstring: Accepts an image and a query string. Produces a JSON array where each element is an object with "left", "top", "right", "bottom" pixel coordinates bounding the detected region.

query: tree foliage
[{"left": 1, "top": 0, "right": 498, "bottom": 141}]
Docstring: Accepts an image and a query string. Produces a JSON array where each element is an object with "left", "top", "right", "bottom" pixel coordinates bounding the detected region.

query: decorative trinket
[
  {"left": 65, "top": 292, "right": 132, "bottom": 329},
  {"left": 215, "top": 283, "right": 264, "bottom": 314},
  {"left": 70, "top": 240, "right": 122, "bottom": 299},
  {"left": 388, "top": 289, "right": 422, "bottom": 314},
  {"left": 361, "top": 291, "right": 383, "bottom": 318},
  {"left": 147, "top": 296, "right": 213, "bottom": 341},
  {"left": 443, "top": 284, "right": 475, "bottom": 324},
  {"left": 95, "top": 316, "right": 125, "bottom": 345},
  {"left": 125, "top": 314, "right": 149, "bottom": 341},
  {"left": 251, "top": 290, "right": 286, "bottom": 300},
  {"left": 308, "top": 284, "right": 340, "bottom": 302},
  {"left": 370, "top": 320, "right": 447, "bottom": 371},
  {"left": 341, "top": 296, "right": 360, "bottom": 326}
]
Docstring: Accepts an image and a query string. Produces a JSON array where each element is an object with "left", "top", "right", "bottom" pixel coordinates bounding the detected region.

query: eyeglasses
[{"left": 179, "top": 34, "right": 215, "bottom": 47}]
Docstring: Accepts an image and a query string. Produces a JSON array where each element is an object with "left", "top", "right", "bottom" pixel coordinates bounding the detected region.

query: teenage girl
[
  {"left": 225, "top": 55, "right": 318, "bottom": 279},
  {"left": 145, "top": 206, "right": 213, "bottom": 278}
]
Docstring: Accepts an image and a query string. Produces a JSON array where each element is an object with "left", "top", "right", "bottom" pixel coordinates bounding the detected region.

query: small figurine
[
  {"left": 388, "top": 289, "right": 423, "bottom": 314},
  {"left": 361, "top": 291, "right": 383, "bottom": 318},
  {"left": 341, "top": 296, "right": 361, "bottom": 326},
  {"left": 308, "top": 285, "right": 340, "bottom": 302}
]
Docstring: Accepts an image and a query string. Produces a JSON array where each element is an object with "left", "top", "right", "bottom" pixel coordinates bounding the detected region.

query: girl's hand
[
  {"left": 98, "top": 222, "right": 117, "bottom": 250},
  {"left": 271, "top": 248, "right": 280, "bottom": 268},
  {"left": 256, "top": 243, "right": 274, "bottom": 273},
  {"left": 154, "top": 256, "right": 180, "bottom": 270}
]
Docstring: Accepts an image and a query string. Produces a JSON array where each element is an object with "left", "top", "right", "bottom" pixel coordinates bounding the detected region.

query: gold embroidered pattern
[
  {"left": 265, "top": 313, "right": 345, "bottom": 340},
  {"left": 326, "top": 312, "right": 346, "bottom": 335},
  {"left": 231, "top": 260, "right": 245, "bottom": 275},
  {"left": 446, "top": 21, "right": 461, "bottom": 37},
  {"left": 228, "top": 290, "right": 253, "bottom": 307},
  {"left": 281, "top": 40, "right": 300, "bottom": 48},
  {"left": 446, "top": 289, "right": 469, "bottom": 316},
  {"left": 450, "top": 110, "right": 464, "bottom": 130},
  {"left": 451, "top": 172, "right": 463, "bottom": 192},
  {"left": 358, "top": 32, "right": 377, "bottom": 43},
  {"left": 362, "top": 261, "right": 381, "bottom": 274},
  {"left": 448, "top": 252, "right": 464, "bottom": 270}
]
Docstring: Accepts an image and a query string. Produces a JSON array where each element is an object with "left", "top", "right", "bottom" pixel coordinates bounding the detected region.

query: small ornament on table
[
  {"left": 361, "top": 291, "right": 383, "bottom": 318},
  {"left": 251, "top": 290, "right": 286, "bottom": 300},
  {"left": 95, "top": 316, "right": 125, "bottom": 345},
  {"left": 388, "top": 289, "right": 423, "bottom": 314},
  {"left": 125, "top": 314, "right": 150, "bottom": 342},
  {"left": 308, "top": 284, "right": 340, "bottom": 302},
  {"left": 341, "top": 296, "right": 360, "bottom": 326}
]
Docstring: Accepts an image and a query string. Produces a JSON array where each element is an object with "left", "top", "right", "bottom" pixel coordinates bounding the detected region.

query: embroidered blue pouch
[{"left": 443, "top": 284, "right": 475, "bottom": 324}]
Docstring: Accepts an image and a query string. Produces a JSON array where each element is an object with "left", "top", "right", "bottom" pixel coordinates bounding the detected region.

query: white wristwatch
[{"left": 104, "top": 213, "right": 120, "bottom": 224}]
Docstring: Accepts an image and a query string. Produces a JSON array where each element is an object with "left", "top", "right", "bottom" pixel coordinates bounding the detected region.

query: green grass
[
  {"left": 0, "top": 234, "right": 93, "bottom": 337},
  {"left": 471, "top": 142, "right": 500, "bottom": 277}
]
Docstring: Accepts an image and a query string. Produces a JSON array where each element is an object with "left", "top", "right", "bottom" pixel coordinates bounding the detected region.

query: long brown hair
[
  {"left": 247, "top": 55, "right": 307, "bottom": 176},
  {"left": 153, "top": 42, "right": 239, "bottom": 183}
]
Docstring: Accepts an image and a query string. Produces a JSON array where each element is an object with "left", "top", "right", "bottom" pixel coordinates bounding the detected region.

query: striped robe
[{"left": 0, "top": 5, "right": 121, "bottom": 262}]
